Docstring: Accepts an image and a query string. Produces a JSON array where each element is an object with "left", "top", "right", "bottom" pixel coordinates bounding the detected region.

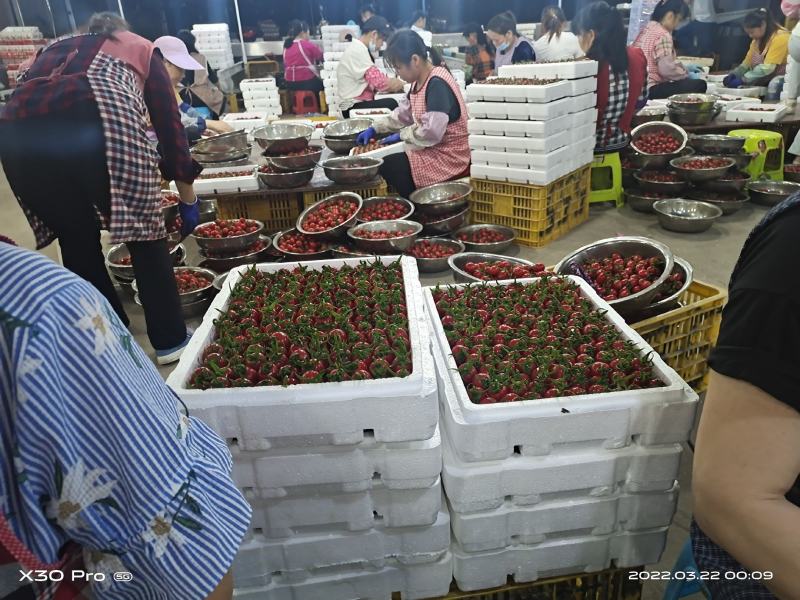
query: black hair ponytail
[
  {"left": 743, "top": 8, "right": 779, "bottom": 52},
  {"left": 573, "top": 1, "right": 628, "bottom": 75},
  {"left": 384, "top": 29, "right": 447, "bottom": 72},
  {"left": 284, "top": 19, "right": 309, "bottom": 50},
  {"left": 541, "top": 6, "right": 567, "bottom": 42},
  {"left": 651, "top": 0, "right": 689, "bottom": 23}
]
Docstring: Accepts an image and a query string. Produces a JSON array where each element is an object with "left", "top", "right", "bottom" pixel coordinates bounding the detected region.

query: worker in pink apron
[
  {"left": 283, "top": 19, "right": 324, "bottom": 96},
  {"left": 355, "top": 30, "right": 470, "bottom": 198}
]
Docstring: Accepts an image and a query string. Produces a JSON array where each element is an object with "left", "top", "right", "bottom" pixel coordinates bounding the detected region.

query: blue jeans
[{"left": 674, "top": 21, "right": 717, "bottom": 57}]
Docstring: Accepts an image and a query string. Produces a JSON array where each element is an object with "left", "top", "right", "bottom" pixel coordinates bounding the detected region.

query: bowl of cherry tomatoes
[
  {"left": 628, "top": 122, "right": 688, "bottom": 169},
  {"left": 133, "top": 266, "right": 216, "bottom": 306},
  {"left": 633, "top": 170, "right": 690, "bottom": 195},
  {"left": 106, "top": 242, "right": 185, "bottom": 281},
  {"left": 448, "top": 253, "right": 545, "bottom": 284},
  {"left": 297, "top": 192, "right": 363, "bottom": 240},
  {"left": 265, "top": 144, "right": 323, "bottom": 172},
  {"left": 629, "top": 257, "right": 694, "bottom": 322},
  {"left": 669, "top": 155, "right": 735, "bottom": 182},
  {"left": 197, "top": 235, "right": 273, "bottom": 271},
  {"left": 347, "top": 219, "right": 423, "bottom": 253},
  {"left": 357, "top": 196, "right": 414, "bottom": 223},
  {"left": 416, "top": 206, "right": 470, "bottom": 235},
  {"left": 257, "top": 163, "right": 315, "bottom": 189},
  {"left": 320, "top": 156, "right": 383, "bottom": 185},
  {"left": 191, "top": 218, "right": 265, "bottom": 253},
  {"left": 160, "top": 191, "right": 181, "bottom": 222},
  {"left": 454, "top": 224, "right": 515, "bottom": 253},
  {"left": 273, "top": 228, "right": 331, "bottom": 259},
  {"left": 407, "top": 237, "right": 464, "bottom": 272}
]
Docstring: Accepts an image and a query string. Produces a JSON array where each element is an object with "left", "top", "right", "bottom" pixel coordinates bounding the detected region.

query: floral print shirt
[{"left": 0, "top": 242, "right": 251, "bottom": 598}]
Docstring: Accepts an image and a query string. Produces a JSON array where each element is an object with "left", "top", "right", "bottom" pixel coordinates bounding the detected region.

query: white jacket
[
  {"left": 781, "top": 22, "right": 800, "bottom": 104},
  {"left": 336, "top": 39, "right": 375, "bottom": 110}
]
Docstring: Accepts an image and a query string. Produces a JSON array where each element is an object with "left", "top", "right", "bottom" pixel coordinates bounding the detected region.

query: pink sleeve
[
  {"left": 412, "top": 112, "right": 449, "bottom": 145},
  {"left": 364, "top": 66, "right": 390, "bottom": 93},
  {"left": 657, "top": 55, "right": 688, "bottom": 81},
  {"left": 783, "top": 0, "right": 800, "bottom": 18},
  {"left": 304, "top": 40, "right": 323, "bottom": 61}
]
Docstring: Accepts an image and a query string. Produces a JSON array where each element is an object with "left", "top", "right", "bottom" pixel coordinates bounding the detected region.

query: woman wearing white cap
[{"left": 154, "top": 35, "right": 232, "bottom": 141}]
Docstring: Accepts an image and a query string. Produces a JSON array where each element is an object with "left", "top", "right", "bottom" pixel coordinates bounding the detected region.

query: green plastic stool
[
  {"left": 728, "top": 129, "right": 784, "bottom": 181},
  {"left": 589, "top": 152, "right": 624, "bottom": 207}
]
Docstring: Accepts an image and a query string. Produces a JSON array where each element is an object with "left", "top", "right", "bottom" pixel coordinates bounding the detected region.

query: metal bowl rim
[
  {"left": 652, "top": 198, "right": 724, "bottom": 219},
  {"left": 296, "top": 192, "right": 364, "bottom": 236}
]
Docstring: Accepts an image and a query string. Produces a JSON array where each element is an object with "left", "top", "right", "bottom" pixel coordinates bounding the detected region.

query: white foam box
[
  {"left": 726, "top": 104, "right": 788, "bottom": 123},
  {"left": 451, "top": 527, "right": 668, "bottom": 591},
  {"left": 193, "top": 22, "right": 229, "bottom": 31},
  {"left": 466, "top": 79, "right": 571, "bottom": 103},
  {"left": 172, "top": 164, "right": 259, "bottom": 195},
  {"left": 234, "top": 505, "right": 450, "bottom": 588},
  {"left": 468, "top": 95, "right": 575, "bottom": 121},
  {"left": 242, "top": 89, "right": 281, "bottom": 101},
  {"left": 222, "top": 112, "right": 268, "bottom": 132},
  {"left": 570, "top": 123, "right": 596, "bottom": 144},
  {"left": 348, "top": 142, "right": 406, "bottom": 160},
  {"left": 232, "top": 426, "right": 441, "bottom": 497},
  {"left": 426, "top": 276, "right": 698, "bottom": 463},
  {"left": 248, "top": 478, "right": 443, "bottom": 538},
  {"left": 241, "top": 77, "right": 277, "bottom": 91},
  {"left": 323, "top": 61, "right": 340, "bottom": 72},
  {"left": 324, "top": 51, "right": 344, "bottom": 61},
  {"left": 572, "top": 108, "right": 598, "bottom": 128},
  {"left": 566, "top": 76, "right": 598, "bottom": 97},
  {"left": 166, "top": 257, "right": 438, "bottom": 449},
  {"left": 471, "top": 144, "right": 572, "bottom": 170},
  {"left": 233, "top": 552, "right": 452, "bottom": 600},
  {"left": 469, "top": 132, "right": 569, "bottom": 154},
  {"left": 321, "top": 25, "right": 360, "bottom": 34},
  {"left": 243, "top": 104, "right": 282, "bottom": 116},
  {"left": 571, "top": 143, "right": 596, "bottom": 171},
  {"left": 470, "top": 162, "right": 573, "bottom": 186},
  {"left": 449, "top": 483, "right": 679, "bottom": 552},
  {"left": 467, "top": 114, "right": 572, "bottom": 138},
  {"left": 499, "top": 59, "right": 599, "bottom": 80}
]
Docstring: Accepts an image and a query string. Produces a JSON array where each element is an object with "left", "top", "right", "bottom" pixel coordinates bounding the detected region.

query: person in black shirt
[
  {"left": 486, "top": 12, "right": 535, "bottom": 70},
  {"left": 692, "top": 197, "right": 800, "bottom": 599}
]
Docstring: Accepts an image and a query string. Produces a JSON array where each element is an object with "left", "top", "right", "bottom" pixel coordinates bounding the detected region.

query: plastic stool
[
  {"left": 663, "top": 538, "right": 709, "bottom": 600},
  {"left": 589, "top": 152, "right": 624, "bottom": 207},
  {"left": 729, "top": 128, "right": 784, "bottom": 181},
  {"left": 292, "top": 90, "right": 320, "bottom": 115}
]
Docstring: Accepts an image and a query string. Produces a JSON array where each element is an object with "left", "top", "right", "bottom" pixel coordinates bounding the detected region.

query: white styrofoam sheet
[
  {"left": 166, "top": 257, "right": 438, "bottom": 449},
  {"left": 467, "top": 114, "right": 572, "bottom": 138},
  {"left": 451, "top": 528, "right": 667, "bottom": 591},
  {"left": 350, "top": 107, "right": 393, "bottom": 117},
  {"left": 234, "top": 505, "right": 450, "bottom": 588},
  {"left": 566, "top": 76, "right": 598, "bottom": 97},
  {"left": 449, "top": 483, "right": 678, "bottom": 552},
  {"left": 240, "top": 78, "right": 277, "bottom": 90},
  {"left": 232, "top": 426, "right": 442, "bottom": 497},
  {"left": 470, "top": 162, "right": 574, "bottom": 186},
  {"left": 499, "top": 60, "right": 599, "bottom": 80},
  {"left": 233, "top": 552, "right": 453, "bottom": 600},
  {"left": 247, "top": 478, "right": 443, "bottom": 538},
  {"left": 571, "top": 123, "right": 597, "bottom": 145},
  {"left": 726, "top": 104, "right": 788, "bottom": 123},
  {"left": 572, "top": 107, "right": 598, "bottom": 127},
  {"left": 425, "top": 276, "right": 698, "bottom": 463},
  {"left": 468, "top": 95, "right": 574, "bottom": 121},
  {"left": 172, "top": 164, "right": 259, "bottom": 194},
  {"left": 222, "top": 112, "right": 268, "bottom": 132},
  {"left": 468, "top": 132, "right": 569, "bottom": 154},
  {"left": 465, "top": 79, "right": 571, "bottom": 103},
  {"left": 471, "top": 144, "right": 572, "bottom": 170},
  {"left": 348, "top": 142, "right": 406, "bottom": 160}
]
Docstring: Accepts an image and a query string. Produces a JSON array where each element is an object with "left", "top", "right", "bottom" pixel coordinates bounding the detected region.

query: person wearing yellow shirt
[{"left": 724, "top": 8, "right": 790, "bottom": 88}]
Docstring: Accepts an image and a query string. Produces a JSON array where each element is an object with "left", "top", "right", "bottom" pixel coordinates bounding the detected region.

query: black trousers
[
  {"left": 648, "top": 78, "right": 707, "bottom": 99},
  {"left": 0, "top": 102, "right": 186, "bottom": 350},
  {"left": 342, "top": 98, "right": 399, "bottom": 119},
  {"left": 286, "top": 78, "right": 324, "bottom": 93},
  {"left": 379, "top": 152, "right": 416, "bottom": 198}
]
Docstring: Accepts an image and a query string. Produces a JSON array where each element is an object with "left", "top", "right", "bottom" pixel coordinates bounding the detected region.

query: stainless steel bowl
[
  {"left": 630, "top": 121, "right": 688, "bottom": 157},
  {"left": 624, "top": 189, "right": 672, "bottom": 213},
  {"left": 748, "top": 180, "right": 800, "bottom": 206},
  {"left": 453, "top": 224, "right": 516, "bottom": 253},
  {"left": 266, "top": 144, "right": 323, "bottom": 172},
  {"left": 357, "top": 196, "right": 415, "bottom": 223},
  {"left": 106, "top": 242, "right": 185, "bottom": 279},
  {"left": 197, "top": 235, "right": 272, "bottom": 271},
  {"left": 135, "top": 293, "right": 213, "bottom": 320},
  {"left": 133, "top": 266, "right": 217, "bottom": 304},
  {"left": 347, "top": 219, "right": 423, "bottom": 253},
  {"left": 627, "top": 150, "right": 681, "bottom": 170},
  {"left": 633, "top": 171, "right": 690, "bottom": 195},
  {"left": 667, "top": 105, "right": 720, "bottom": 126},
  {"left": 688, "top": 134, "right": 746, "bottom": 155},
  {"left": 409, "top": 181, "right": 472, "bottom": 216},
  {"left": 296, "top": 192, "right": 363, "bottom": 240},
  {"left": 622, "top": 165, "right": 637, "bottom": 188},
  {"left": 192, "top": 146, "right": 251, "bottom": 165},
  {"left": 258, "top": 166, "right": 315, "bottom": 189},
  {"left": 630, "top": 257, "right": 694, "bottom": 322},
  {"left": 322, "top": 136, "right": 358, "bottom": 155},
  {"left": 555, "top": 236, "right": 675, "bottom": 315},
  {"left": 686, "top": 190, "right": 750, "bottom": 215},
  {"left": 320, "top": 156, "right": 383, "bottom": 185},
  {"left": 272, "top": 228, "right": 332, "bottom": 259},
  {"left": 653, "top": 199, "right": 723, "bottom": 233},
  {"left": 199, "top": 198, "right": 217, "bottom": 223},
  {"left": 191, "top": 219, "right": 265, "bottom": 253},
  {"left": 115, "top": 276, "right": 135, "bottom": 297},
  {"left": 668, "top": 93, "right": 718, "bottom": 112},
  {"left": 192, "top": 130, "right": 249, "bottom": 155},
  {"left": 212, "top": 271, "right": 230, "bottom": 292},
  {"left": 719, "top": 151, "right": 755, "bottom": 171},
  {"left": 419, "top": 206, "right": 470, "bottom": 234},
  {"left": 330, "top": 244, "right": 376, "bottom": 258},
  {"left": 323, "top": 118, "right": 373, "bottom": 139},
  {"left": 409, "top": 238, "right": 465, "bottom": 272},
  {"left": 695, "top": 170, "right": 751, "bottom": 193},
  {"left": 253, "top": 122, "right": 314, "bottom": 154},
  {"left": 161, "top": 191, "right": 180, "bottom": 222},
  {"left": 670, "top": 155, "right": 735, "bottom": 182},
  {"left": 784, "top": 166, "right": 800, "bottom": 183},
  {"left": 631, "top": 106, "right": 667, "bottom": 128},
  {"left": 448, "top": 252, "right": 537, "bottom": 284}
]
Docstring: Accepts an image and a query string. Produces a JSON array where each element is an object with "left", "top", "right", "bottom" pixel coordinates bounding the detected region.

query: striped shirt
[{"left": 0, "top": 243, "right": 251, "bottom": 599}]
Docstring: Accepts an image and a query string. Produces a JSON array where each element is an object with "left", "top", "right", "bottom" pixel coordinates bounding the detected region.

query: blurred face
[
  {"left": 578, "top": 30, "right": 595, "bottom": 54},
  {"left": 361, "top": 10, "right": 374, "bottom": 21},
  {"left": 745, "top": 24, "right": 767, "bottom": 40},
  {"left": 415, "top": 17, "right": 426, "bottom": 28},
  {"left": 660, "top": 12, "right": 681, "bottom": 32},
  {"left": 163, "top": 59, "right": 184, "bottom": 86},
  {"left": 393, "top": 54, "right": 424, "bottom": 83},
  {"left": 487, "top": 29, "right": 512, "bottom": 50},
  {"left": 465, "top": 32, "right": 478, "bottom": 46}
]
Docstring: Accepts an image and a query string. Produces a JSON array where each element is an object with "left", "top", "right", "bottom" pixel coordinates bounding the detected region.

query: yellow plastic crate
[
  {"left": 214, "top": 190, "right": 302, "bottom": 234},
  {"left": 423, "top": 567, "right": 643, "bottom": 600},
  {"left": 631, "top": 280, "right": 727, "bottom": 393},
  {"left": 302, "top": 178, "right": 389, "bottom": 208},
  {"left": 469, "top": 167, "right": 591, "bottom": 247}
]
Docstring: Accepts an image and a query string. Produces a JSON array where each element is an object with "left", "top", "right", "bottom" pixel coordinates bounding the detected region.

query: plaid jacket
[{"left": 465, "top": 46, "right": 494, "bottom": 81}]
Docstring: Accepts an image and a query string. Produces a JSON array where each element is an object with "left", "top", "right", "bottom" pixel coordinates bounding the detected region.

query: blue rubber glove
[
  {"left": 723, "top": 74, "right": 743, "bottom": 88},
  {"left": 356, "top": 127, "right": 377, "bottom": 145},
  {"left": 685, "top": 64, "right": 703, "bottom": 74},
  {"left": 381, "top": 133, "right": 401, "bottom": 145},
  {"left": 688, "top": 71, "right": 703, "bottom": 80},
  {"left": 179, "top": 197, "right": 200, "bottom": 237}
]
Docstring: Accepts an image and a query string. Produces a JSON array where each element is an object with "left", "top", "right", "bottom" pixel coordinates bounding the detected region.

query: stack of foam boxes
[
  {"left": 0, "top": 27, "right": 45, "bottom": 87},
  {"left": 192, "top": 23, "right": 235, "bottom": 70},
  {"left": 240, "top": 77, "right": 282, "bottom": 115},
  {"left": 320, "top": 25, "right": 360, "bottom": 117},
  {"left": 467, "top": 59, "right": 599, "bottom": 186},
  {"left": 422, "top": 277, "right": 698, "bottom": 592},
  {"left": 167, "top": 257, "right": 453, "bottom": 600}
]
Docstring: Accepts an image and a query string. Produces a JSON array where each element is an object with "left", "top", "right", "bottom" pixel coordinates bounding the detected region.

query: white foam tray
[
  {"left": 233, "top": 552, "right": 453, "bottom": 600},
  {"left": 468, "top": 132, "right": 569, "bottom": 154},
  {"left": 241, "top": 77, "right": 277, "bottom": 91},
  {"left": 571, "top": 123, "right": 597, "bottom": 144},
  {"left": 166, "top": 257, "right": 438, "bottom": 449},
  {"left": 449, "top": 483, "right": 679, "bottom": 552},
  {"left": 468, "top": 94, "right": 596, "bottom": 121},
  {"left": 566, "top": 77, "right": 598, "bottom": 97},
  {"left": 425, "top": 276, "right": 698, "bottom": 462},
  {"left": 234, "top": 505, "right": 450, "bottom": 588},
  {"left": 726, "top": 104, "right": 788, "bottom": 123},
  {"left": 572, "top": 107, "right": 598, "bottom": 127},
  {"left": 242, "top": 88, "right": 280, "bottom": 100},
  {"left": 172, "top": 164, "right": 259, "bottom": 195},
  {"left": 232, "top": 426, "right": 442, "bottom": 497},
  {"left": 248, "top": 478, "right": 443, "bottom": 538},
  {"left": 324, "top": 51, "right": 344, "bottom": 61},
  {"left": 499, "top": 60, "right": 599, "bottom": 80},
  {"left": 468, "top": 114, "right": 572, "bottom": 138},
  {"left": 221, "top": 112, "right": 268, "bottom": 132},
  {"left": 466, "top": 79, "right": 571, "bottom": 103},
  {"left": 470, "top": 162, "right": 573, "bottom": 186},
  {"left": 571, "top": 144, "right": 596, "bottom": 171},
  {"left": 348, "top": 142, "right": 406, "bottom": 160},
  {"left": 452, "top": 528, "right": 667, "bottom": 591},
  {"left": 471, "top": 144, "right": 572, "bottom": 170}
]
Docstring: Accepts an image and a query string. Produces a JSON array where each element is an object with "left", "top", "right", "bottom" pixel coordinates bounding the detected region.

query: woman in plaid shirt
[{"left": 462, "top": 24, "right": 494, "bottom": 82}]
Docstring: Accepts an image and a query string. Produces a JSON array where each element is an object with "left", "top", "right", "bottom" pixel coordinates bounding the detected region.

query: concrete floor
[{"left": 1, "top": 167, "right": 769, "bottom": 599}]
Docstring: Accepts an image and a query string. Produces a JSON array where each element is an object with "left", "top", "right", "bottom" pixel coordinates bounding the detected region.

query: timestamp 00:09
[{"left": 629, "top": 571, "right": 774, "bottom": 582}]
